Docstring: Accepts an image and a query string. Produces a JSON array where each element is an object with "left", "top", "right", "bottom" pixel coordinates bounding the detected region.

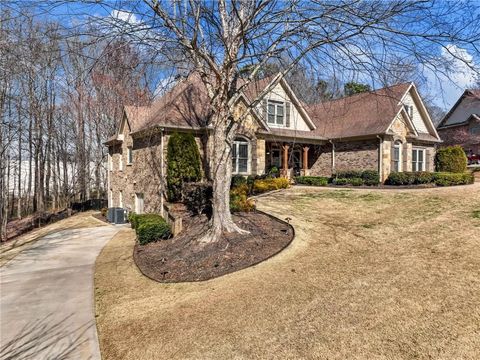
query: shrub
[
  {"left": 350, "top": 177, "right": 364, "bottom": 186},
  {"left": 435, "top": 146, "right": 467, "bottom": 173},
  {"left": 136, "top": 215, "right": 171, "bottom": 245},
  {"left": 295, "top": 176, "right": 329, "bottom": 186},
  {"left": 335, "top": 170, "right": 363, "bottom": 179},
  {"left": 414, "top": 172, "right": 435, "bottom": 184},
  {"left": 386, "top": 172, "right": 415, "bottom": 185},
  {"left": 231, "top": 175, "right": 247, "bottom": 188},
  {"left": 333, "top": 178, "right": 349, "bottom": 185},
  {"left": 361, "top": 170, "right": 380, "bottom": 186},
  {"left": 230, "top": 184, "right": 254, "bottom": 212},
  {"left": 182, "top": 182, "right": 212, "bottom": 215},
  {"left": 167, "top": 132, "right": 202, "bottom": 202},
  {"left": 100, "top": 207, "right": 108, "bottom": 217},
  {"left": 268, "top": 166, "right": 280, "bottom": 177},
  {"left": 252, "top": 178, "right": 289, "bottom": 194},
  {"left": 433, "top": 172, "right": 474, "bottom": 186},
  {"left": 128, "top": 211, "right": 138, "bottom": 229}
]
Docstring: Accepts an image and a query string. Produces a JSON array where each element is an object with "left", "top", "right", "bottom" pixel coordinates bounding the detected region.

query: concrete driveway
[{"left": 1, "top": 225, "right": 121, "bottom": 360}]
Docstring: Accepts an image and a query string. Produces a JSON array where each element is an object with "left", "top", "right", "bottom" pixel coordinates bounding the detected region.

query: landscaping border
[{"left": 132, "top": 209, "right": 295, "bottom": 283}]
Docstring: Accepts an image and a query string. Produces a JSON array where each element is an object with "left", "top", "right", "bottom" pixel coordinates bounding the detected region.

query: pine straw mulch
[{"left": 133, "top": 211, "right": 294, "bottom": 282}]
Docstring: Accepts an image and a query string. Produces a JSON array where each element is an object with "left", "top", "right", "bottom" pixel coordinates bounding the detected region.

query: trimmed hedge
[
  {"left": 434, "top": 172, "right": 474, "bottom": 186},
  {"left": 386, "top": 171, "right": 474, "bottom": 186},
  {"left": 130, "top": 213, "right": 171, "bottom": 245},
  {"left": 333, "top": 170, "right": 380, "bottom": 186},
  {"left": 435, "top": 146, "right": 467, "bottom": 173},
  {"left": 252, "top": 177, "right": 290, "bottom": 194},
  {"left": 295, "top": 176, "right": 329, "bottom": 186}
]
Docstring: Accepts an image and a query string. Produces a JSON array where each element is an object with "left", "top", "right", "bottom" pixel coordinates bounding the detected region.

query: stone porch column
[
  {"left": 302, "top": 146, "right": 309, "bottom": 176},
  {"left": 282, "top": 144, "right": 289, "bottom": 178}
]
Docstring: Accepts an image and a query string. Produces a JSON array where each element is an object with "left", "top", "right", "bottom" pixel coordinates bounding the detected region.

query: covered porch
[{"left": 262, "top": 137, "right": 327, "bottom": 179}]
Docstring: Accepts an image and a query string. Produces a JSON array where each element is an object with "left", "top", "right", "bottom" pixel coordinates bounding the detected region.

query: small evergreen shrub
[
  {"left": 295, "top": 176, "right": 329, "bottom": 186},
  {"left": 433, "top": 172, "right": 474, "bottom": 186},
  {"left": 128, "top": 211, "right": 138, "bottom": 229},
  {"left": 333, "top": 178, "right": 349, "bottom": 185},
  {"left": 230, "top": 184, "right": 254, "bottom": 212},
  {"left": 435, "top": 146, "right": 467, "bottom": 173},
  {"left": 361, "top": 170, "right": 380, "bottom": 186},
  {"left": 231, "top": 175, "right": 247, "bottom": 188},
  {"left": 167, "top": 132, "right": 202, "bottom": 202},
  {"left": 182, "top": 182, "right": 212, "bottom": 215},
  {"left": 136, "top": 215, "right": 171, "bottom": 245},
  {"left": 335, "top": 170, "right": 363, "bottom": 179},
  {"left": 350, "top": 177, "right": 364, "bottom": 186},
  {"left": 252, "top": 178, "right": 289, "bottom": 194}
]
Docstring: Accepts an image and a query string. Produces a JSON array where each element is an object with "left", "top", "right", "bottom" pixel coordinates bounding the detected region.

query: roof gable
[{"left": 438, "top": 89, "right": 480, "bottom": 128}]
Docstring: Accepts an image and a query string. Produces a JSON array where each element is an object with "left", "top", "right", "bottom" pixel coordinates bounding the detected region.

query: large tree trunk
[{"left": 199, "top": 106, "right": 248, "bottom": 243}]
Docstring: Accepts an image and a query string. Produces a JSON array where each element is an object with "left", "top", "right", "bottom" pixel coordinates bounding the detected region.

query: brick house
[
  {"left": 436, "top": 89, "right": 480, "bottom": 158},
  {"left": 105, "top": 74, "right": 441, "bottom": 213}
]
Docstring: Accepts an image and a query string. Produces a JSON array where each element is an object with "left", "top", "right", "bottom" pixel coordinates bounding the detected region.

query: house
[
  {"left": 104, "top": 74, "right": 441, "bottom": 214},
  {"left": 436, "top": 89, "right": 480, "bottom": 159}
]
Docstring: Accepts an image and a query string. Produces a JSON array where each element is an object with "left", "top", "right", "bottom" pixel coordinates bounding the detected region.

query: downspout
[
  {"left": 329, "top": 140, "right": 335, "bottom": 175},
  {"left": 160, "top": 128, "right": 165, "bottom": 218},
  {"left": 377, "top": 135, "right": 383, "bottom": 183}
]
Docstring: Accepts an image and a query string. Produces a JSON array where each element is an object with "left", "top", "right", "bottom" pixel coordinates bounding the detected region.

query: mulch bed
[{"left": 133, "top": 211, "right": 294, "bottom": 283}]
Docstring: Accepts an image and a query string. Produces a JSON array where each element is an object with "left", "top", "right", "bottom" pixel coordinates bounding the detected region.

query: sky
[{"left": 9, "top": 0, "right": 480, "bottom": 110}]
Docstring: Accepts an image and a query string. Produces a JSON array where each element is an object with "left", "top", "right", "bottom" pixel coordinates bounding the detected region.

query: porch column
[
  {"left": 302, "top": 146, "right": 309, "bottom": 176},
  {"left": 282, "top": 144, "right": 289, "bottom": 177}
]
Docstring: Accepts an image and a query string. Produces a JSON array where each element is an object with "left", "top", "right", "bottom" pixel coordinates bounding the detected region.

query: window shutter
[
  {"left": 402, "top": 145, "right": 408, "bottom": 172},
  {"left": 285, "top": 102, "right": 291, "bottom": 128}
]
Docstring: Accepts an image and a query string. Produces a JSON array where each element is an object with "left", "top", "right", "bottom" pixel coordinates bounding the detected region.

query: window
[
  {"left": 119, "top": 190, "right": 123, "bottom": 208},
  {"left": 392, "top": 141, "right": 402, "bottom": 172},
  {"left": 404, "top": 104, "right": 413, "bottom": 118},
  {"left": 127, "top": 147, "right": 133, "bottom": 165},
  {"left": 108, "top": 153, "right": 112, "bottom": 171},
  {"left": 412, "top": 148, "right": 425, "bottom": 172},
  {"left": 267, "top": 100, "right": 285, "bottom": 126},
  {"left": 232, "top": 138, "right": 249, "bottom": 174},
  {"left": 108, "top": 189, "right": 113, "bottom": 207}
]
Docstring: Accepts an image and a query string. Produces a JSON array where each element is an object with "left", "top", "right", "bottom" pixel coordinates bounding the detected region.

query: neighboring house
[
  {"left": 105, "top": 74, "right": 440, "bottom": 213},
  {"left": 436, "top": 89, "right": 480, "bottom": 158}
]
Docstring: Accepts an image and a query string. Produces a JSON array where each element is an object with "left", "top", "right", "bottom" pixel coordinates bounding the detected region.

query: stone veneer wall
[
  {"left": 334, "top": 140, "right": 379, "bottom": 173},
  {"left": 309, "top": 144, "right": 333, "bottom": 177}
]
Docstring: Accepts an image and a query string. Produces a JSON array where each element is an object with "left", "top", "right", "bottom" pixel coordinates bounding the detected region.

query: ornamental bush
[
  {"left": 333, "top": 178, "right": 349, "bottom": 185},
  {"left": 294, "top": 176, "right": 329, "bottom": 186},
  {"left": 231, "top": 175, "right": 247, "bottom": 188},
  {"left": 128, "top": 211, "right": 138, "bottom": 229},
  {"left": 433, "top": 172, "right": 474, "bottom": 186},
  {"left": 335, "top": 170, "right": 363, "bottom": 179},
  {"left": 167, "top": 132, "right": 202, "bottom": 202},
  {"left": 252, "top": 178, "right": 289, "bottom": 194},
  {"left": 361, "top": 170, "right": 380, "bottom": 186},
  {"left": 134, "top": 214, "right": 171, "bottom": 245},
  {"left": 350, "top": 177, "right": 364, "bottom": 186},
  {"left": 435, "top": 146, "right": 467, "bottom": 173},
  {"left": 230, "top": 184, "right": 254, "bottom": 212}
]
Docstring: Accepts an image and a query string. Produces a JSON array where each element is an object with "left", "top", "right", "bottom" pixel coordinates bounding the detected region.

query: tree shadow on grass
[{"left": 1, "top": 313, "right": 96, "bottom": 360}]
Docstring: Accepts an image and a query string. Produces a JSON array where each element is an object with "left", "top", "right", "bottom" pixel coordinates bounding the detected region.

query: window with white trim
[
  {"left": 267, "top": 100, "right": 285, "bottom": 126},
  {"left": 232, "top": 138, "right": 249, "bottom": 174},
  {"left": 412, "top": 148, "right": 425, "bottom": 172},
  {"left": 392, "top": 141, "right": 402, "bottom": 172},
  {"left": 127, "top": 147, "right": 133, "bottom": 165},
  {"left": 108, "top": 153, "right": 112, "bottom": 171},
  {"left": 119, "top": 190, "right": 123, "bottom": 208}
]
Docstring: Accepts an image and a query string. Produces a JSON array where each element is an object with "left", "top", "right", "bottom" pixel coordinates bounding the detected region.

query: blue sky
[{"left": 15, "top": 1, "right": 480, "bottom": 110}]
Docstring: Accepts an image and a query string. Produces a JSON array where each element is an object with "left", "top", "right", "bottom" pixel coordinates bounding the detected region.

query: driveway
[{"left": 1, "top": 225, "right": 121, "bottom": 360}]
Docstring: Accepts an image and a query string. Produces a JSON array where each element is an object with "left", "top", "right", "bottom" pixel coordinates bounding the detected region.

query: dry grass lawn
[
  {"left": 95, "top": 184, "right": 480, "bottom": 359},
  {"left": 0, "top": 211, "right": 106, "bottom": 266}
]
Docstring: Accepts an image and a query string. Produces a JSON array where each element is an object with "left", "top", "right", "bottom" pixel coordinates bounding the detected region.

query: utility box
[{"left": 107, "top": 207, "right": 126, "bottom": 224}]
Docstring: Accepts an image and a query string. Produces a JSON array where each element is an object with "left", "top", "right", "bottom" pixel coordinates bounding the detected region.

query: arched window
[
  {"left": 392, "top": 141, "right": 402, "bottom": 172},
  {"left": 232, "top": 137, "right": 250, "bottom": 174}
]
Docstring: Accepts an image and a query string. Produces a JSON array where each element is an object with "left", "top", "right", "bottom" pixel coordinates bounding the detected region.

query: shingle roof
[
  {"left": 305, "top": 83, "right": 412, "bottom": 139},
  {"left": 437, "top": 89, "right": 480, "bottom": 128}
]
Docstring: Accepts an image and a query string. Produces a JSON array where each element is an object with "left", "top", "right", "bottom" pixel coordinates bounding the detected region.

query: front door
[{"left": 290, "top": 149, "right": 302, "bottom": 176}]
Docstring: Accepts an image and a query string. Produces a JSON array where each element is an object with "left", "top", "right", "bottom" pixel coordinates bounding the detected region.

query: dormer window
[{"left": 267, "top": 100, "right": 285, "bottom": 126}]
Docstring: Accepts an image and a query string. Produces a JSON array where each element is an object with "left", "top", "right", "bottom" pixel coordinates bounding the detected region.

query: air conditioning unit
[{"left": 107, "top": 207, "right": 126, "bottom": 224}]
